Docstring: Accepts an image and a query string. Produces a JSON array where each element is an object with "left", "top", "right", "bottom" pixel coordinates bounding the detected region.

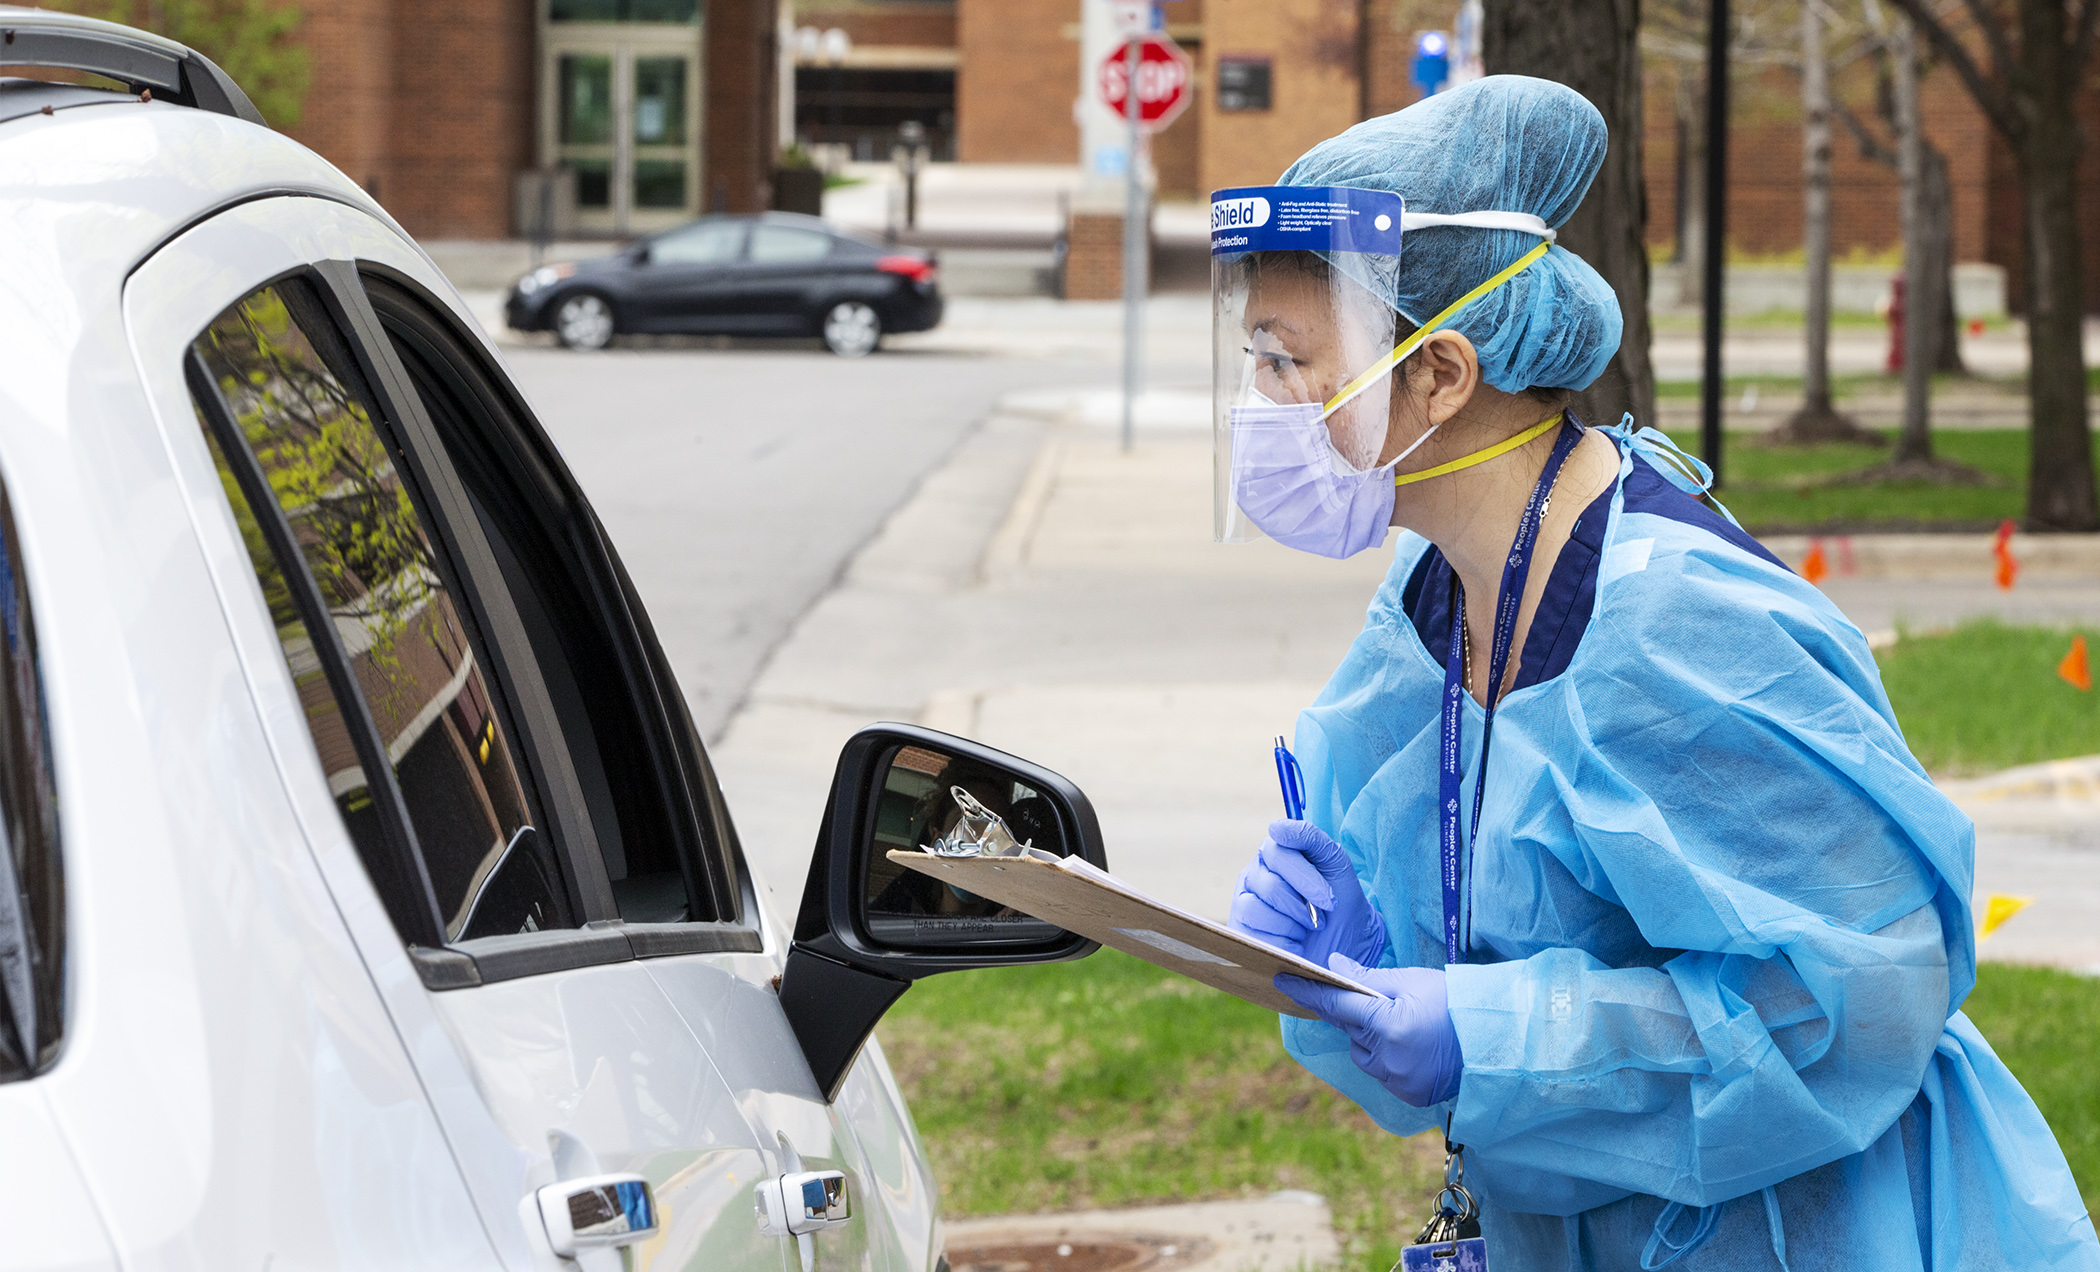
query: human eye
[
  {"left": 1244, "top": 344, "right": 1298, "bottom": 377},
  {"left": 1246, "top": 330, "right": 1304, "bottom": 375}
]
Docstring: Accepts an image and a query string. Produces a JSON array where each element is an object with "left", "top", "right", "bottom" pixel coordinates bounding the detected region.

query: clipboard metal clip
[{"left": 925, "top": 786, "right": 1034, "bottom": 859}]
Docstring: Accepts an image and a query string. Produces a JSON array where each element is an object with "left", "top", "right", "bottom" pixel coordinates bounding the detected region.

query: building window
[
  {"left": 549, "top": 0, "right": 698, "bottom": 22},
  {"left": 1217, "top": 57, "right": 1273, "bottom": 113}
]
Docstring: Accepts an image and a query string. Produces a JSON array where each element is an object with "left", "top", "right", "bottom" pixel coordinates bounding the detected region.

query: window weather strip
[{"left": 185, "top": 349, "right": 449, "bottom": 950}]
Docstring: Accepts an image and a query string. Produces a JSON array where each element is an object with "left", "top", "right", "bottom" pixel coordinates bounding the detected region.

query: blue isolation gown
[{"left": 1282, "top": 423, "right": 2099, "bottom": 1270}]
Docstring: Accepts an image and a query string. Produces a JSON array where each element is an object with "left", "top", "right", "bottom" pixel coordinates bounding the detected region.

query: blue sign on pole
[{"left": 1410, "top": 30, "right": 1451, "bottom": 96}]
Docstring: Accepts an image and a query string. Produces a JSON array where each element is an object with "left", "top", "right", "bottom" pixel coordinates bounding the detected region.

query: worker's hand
[
  {"left": 1276, "top": 956, "right": 1462, "bottom": 1108},
  {"left": 1228, "top": 820, "right": 1389, "bottom": 971}
]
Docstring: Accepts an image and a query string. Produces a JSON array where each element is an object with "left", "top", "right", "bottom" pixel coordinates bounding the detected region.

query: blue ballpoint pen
[{"left": 1272, "top": 736, "right": 1318, "bottom": 928}]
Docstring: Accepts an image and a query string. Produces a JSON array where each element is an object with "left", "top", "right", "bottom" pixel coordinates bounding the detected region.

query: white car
[{"left": 0, "top": 11, "right": 1106, "bottom": 1271}]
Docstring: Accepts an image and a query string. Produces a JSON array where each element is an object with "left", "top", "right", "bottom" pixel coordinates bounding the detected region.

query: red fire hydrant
[{"left": 1885, "top": 274, "right": 1906, "bottom": 373}]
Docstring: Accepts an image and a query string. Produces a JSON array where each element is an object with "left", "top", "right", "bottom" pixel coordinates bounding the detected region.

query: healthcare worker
[{"left": 1216, "top": 76, "right": 2098, "bottom": 1270}]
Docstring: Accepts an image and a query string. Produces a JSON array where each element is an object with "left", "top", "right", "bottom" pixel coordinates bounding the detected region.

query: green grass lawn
[
  {"left": 881, "top": 948, "right": 1441, "bottom": 1270},
  {"left": 886, "top": 952, "right": 2100, "bottom": 1262},
  {"left": 1877, "top": 620, "right": 2100, "bottom": 775},
  {"left": 1657, "top": 428, "right": 2058, "bottom": 532}
]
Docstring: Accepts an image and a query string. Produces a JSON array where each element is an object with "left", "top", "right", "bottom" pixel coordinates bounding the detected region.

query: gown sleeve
[{"left": 1441, "top": 528, "right": 1976, "bottom": 1210}]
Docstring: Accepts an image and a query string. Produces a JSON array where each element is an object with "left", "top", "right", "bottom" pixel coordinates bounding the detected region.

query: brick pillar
[
  {"left": 703, "top": 0, "right": 780, "bottom": 214},
  {"left": 1063, "top": 211, "right": 1155, "bottom": 300}
]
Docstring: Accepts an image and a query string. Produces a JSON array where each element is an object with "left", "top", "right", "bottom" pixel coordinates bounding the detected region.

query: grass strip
[
  {"left": 888, "top": 953, "right": 2100, "bottom": 1261},
  {"left": 882, "top": 948, "right": 1441, "bottom": 1270},
  {"left": 1659, "top": 428, "right": 2051, "bottom": 531},
  {"left": 1876, "top": 619, "right": 2100, "bottom": 775}
]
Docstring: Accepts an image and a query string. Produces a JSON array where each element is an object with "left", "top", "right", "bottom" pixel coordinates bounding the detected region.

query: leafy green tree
[{"left": 46, "top": 0, "right": 309, "bottom": 129}]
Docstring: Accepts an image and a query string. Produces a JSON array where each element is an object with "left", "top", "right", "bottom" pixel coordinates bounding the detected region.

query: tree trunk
[
  {"left": 1801, "top": 0, "right": 1835, "bottom": 416},
  {"left": 2019, "top": 142, "right": 2097, "bottom": 528},
  {"left": 1894, "top": 16, "right": 1934, "bottom": 462},
  {"left": 1482, "top": 0, "right": 1657, "bottom": 432},
  {"left": 1772, "top": 0, "right": 1874, "bottom": 444},
  {"left": 1927, "top": 144, "right": 1967, "bottom": 375},
  {"left": 1676, "top": 65, "right": 1707, "bottom": 305}
]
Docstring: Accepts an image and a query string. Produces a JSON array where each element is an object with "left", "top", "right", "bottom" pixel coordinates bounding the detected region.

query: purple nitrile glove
[
  {"left": 1229, "top": 820, "right": 1391, "bottom": 971},
  {"left": 1276, "top": 954, "right": 1463, "bottom": 1107}
]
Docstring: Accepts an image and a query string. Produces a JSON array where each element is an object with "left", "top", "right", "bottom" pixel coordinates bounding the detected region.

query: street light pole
[
  {"left": 1121, "top": 35, "right": 1144, "bottom": 454},
  {"left": 1701, "top": 0, "right": 1729, "bottom": 485}
]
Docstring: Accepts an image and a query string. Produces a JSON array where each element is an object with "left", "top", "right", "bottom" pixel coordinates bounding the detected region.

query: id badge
[{"left": 1399, "top": 1236, "right": 1487, "bottom": 1271}]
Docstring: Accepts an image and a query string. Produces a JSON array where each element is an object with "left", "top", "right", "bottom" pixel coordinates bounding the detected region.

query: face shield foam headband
[{"left": 1211, "top": 184, "right": 1556, "bottom": 557}]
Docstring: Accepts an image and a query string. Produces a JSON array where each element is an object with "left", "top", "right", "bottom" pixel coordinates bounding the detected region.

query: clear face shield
[
  {"left": 1212, "top": 185, "right": 1408, "bottom": 553},
  {"left": 1211, "top": 188, "right": 1562, "bottom": 558}
]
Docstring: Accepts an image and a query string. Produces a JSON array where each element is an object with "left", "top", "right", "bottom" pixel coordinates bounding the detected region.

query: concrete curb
[
  {"left": 1758, "top": 533, "right": 2100, "bottom": 580},
  {"left": 946, "top": 1194, "right": 1340, "bottom": 1272},
  {"left": 1940, "top": 754, "right": 2100, "bottom": 803}
]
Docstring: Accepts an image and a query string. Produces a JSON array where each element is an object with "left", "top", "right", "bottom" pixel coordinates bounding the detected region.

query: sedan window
[
  {"left": 0, "top": 481, "right": 62, "bottom": 1084},
  {"left": 363, "top": 275, "right": 742, "bottom": 927},
  {"left": 651, "top": 220, "right": 746, "bottom": 265},
  {"left": 749, "top": 224, "right": 834, "bottom": 264},
  {"left": 189, "top": 279, "right": 575, "bottom": 944}
]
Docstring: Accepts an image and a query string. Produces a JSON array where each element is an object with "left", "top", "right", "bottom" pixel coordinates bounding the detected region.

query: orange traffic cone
[
  {"left": 1994, "top": 519, "right": 2019, "bottom": 590},
  {"left": 1802, "top": 539, "right": 1829, "bottom": 584},
  {"left": 2060, "top": 635, "right": 2092, "bottom": 692}
]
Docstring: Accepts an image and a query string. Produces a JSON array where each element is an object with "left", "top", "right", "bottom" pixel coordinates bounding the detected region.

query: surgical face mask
[
  {"left": 1227, "top": 391, "right": 1448, "bottom": 559},
  {"left": 1211, "top": 183, "right": 1556, "bottom": 552}
]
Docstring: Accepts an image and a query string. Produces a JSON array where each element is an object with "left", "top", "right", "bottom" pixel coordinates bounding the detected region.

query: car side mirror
[{"left": 780, "top": 723, "right": 1105, "bottom": 1099}]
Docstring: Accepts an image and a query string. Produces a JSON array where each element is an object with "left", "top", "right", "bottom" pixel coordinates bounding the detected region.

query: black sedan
[{"left": 505, "top": 212, "right": 943, "bottom": 355}]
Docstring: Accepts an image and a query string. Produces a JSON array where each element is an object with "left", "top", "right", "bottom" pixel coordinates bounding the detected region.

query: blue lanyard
[{"left": 1437, "top": 420, "right": 1583, "bottom": 966}]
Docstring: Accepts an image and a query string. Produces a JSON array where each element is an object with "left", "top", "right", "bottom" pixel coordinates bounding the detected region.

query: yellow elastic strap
[
  {"left": 1394, "top": 412, "right": 1564, "bottom": 488},
  {"left": 1322, "top": 238, "right": 1555, "bottom": 418}
]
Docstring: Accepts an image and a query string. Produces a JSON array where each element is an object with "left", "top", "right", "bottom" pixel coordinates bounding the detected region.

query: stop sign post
[
  {"left": 1097, "top": 32, "right": 1191, "bottom": 132},
  {"left": 1099, "top": 30, "right": 1187, "bottom": 453}
]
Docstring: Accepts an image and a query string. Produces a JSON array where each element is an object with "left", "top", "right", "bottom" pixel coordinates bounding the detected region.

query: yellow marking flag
[{"left": 1980, "top": 894, "right": 2032, "bottom": 939}]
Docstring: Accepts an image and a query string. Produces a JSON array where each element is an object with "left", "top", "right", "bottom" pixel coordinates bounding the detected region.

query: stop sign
[{"left": 1098, "top": 33, "right": 1193, "bottom": 131}]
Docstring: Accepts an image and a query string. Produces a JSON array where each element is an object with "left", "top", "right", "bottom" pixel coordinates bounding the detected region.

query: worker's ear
[{"left": 1412, "top": 331, "right": 1482, "bottom": 429}]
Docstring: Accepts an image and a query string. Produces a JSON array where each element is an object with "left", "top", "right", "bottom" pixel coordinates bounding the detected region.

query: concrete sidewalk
[{"left": 713, "top": 395, "right": 2100, "bottom": 962}]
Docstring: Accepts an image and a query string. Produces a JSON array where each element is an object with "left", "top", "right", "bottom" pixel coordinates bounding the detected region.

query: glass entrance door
[{"left": 547, "top": 34, "right": 700, "bottom": 235}]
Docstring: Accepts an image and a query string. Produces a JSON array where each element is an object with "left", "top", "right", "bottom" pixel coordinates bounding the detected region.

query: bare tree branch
[
  {"left": 1833, "top": 96, "right": 1900, "bottom": 165},
  {"left": 1957, "top": 0, "right": 2020, "bottom": 86},
  {"left": 1885, "top": 0, "right": 2022, "bottom": 138}
]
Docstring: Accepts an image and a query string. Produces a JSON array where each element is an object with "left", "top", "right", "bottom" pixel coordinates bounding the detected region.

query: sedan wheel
[
  {"left": 554, "top": 292, "right": 616, "bottom": 350},
  {"left": 822, "top": 301, "right": 881, "bottom": 358}
]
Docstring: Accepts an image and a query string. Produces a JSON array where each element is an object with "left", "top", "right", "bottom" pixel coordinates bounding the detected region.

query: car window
[
  {"left": 188, "top": 279, "right": 575, "bottom": 943},
  {"left": 363, "top": 275, "right": 739, "bottom": 926},
  {"left": 651, "top": 220, "right": 746, "bottom": 265},
  {"left": 0, "top": 479, "right": 62, "bottom": 1084},
  {"left": 749, "top": 224, "right": 834, "bottom": 264}
]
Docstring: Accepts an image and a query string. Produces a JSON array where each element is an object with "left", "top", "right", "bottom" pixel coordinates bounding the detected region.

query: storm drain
[{"left": 949, "top": 1235, "right": 1215, "bottom": 1272}]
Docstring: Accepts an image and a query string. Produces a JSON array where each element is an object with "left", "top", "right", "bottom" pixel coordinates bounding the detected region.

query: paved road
[{"left": 505, "top": 344, "right": 1123, "bottom": 740}]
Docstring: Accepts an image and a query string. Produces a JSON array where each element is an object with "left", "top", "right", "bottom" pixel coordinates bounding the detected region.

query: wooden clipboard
[{"left": 886, "top": 848, "right": 1377, "bottom": 1017}]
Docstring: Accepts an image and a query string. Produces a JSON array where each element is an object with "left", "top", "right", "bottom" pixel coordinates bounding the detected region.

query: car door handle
[
  {"left": 537, "top": 1173, "right": 659, "bottom": 1258},
  {"left": 754, "top": 1169, "right": 851, "bottom": 1236}
]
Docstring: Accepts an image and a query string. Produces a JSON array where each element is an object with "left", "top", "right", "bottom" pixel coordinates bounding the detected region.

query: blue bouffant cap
[{"left": 1280, "top": 75, "right": 1624, "bottom": 393}]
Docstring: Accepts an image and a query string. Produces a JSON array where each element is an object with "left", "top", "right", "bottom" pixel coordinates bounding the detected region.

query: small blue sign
[
  {"left": 1209, "top": 185, "right": 1406, "bottom": 257},
  {"left": 1411, "top": 31, "right": 1451, "bottom": 95}
]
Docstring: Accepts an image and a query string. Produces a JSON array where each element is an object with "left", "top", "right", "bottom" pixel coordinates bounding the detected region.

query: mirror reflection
[{"left": 863, "top": 744, "right": 1070, "bottom": 947}]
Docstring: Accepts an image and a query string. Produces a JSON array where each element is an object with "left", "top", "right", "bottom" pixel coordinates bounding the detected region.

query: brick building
[
  {"left": 283, "top": 0, "right": 781, "bottom": 240},
  {"left": 797, "top": 0, "right": 2100, "bottom": 308}
]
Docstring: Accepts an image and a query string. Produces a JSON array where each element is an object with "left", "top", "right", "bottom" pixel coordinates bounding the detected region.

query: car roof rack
[{"left": 0, "top": 7, "right": 263, "bottom": 126}]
